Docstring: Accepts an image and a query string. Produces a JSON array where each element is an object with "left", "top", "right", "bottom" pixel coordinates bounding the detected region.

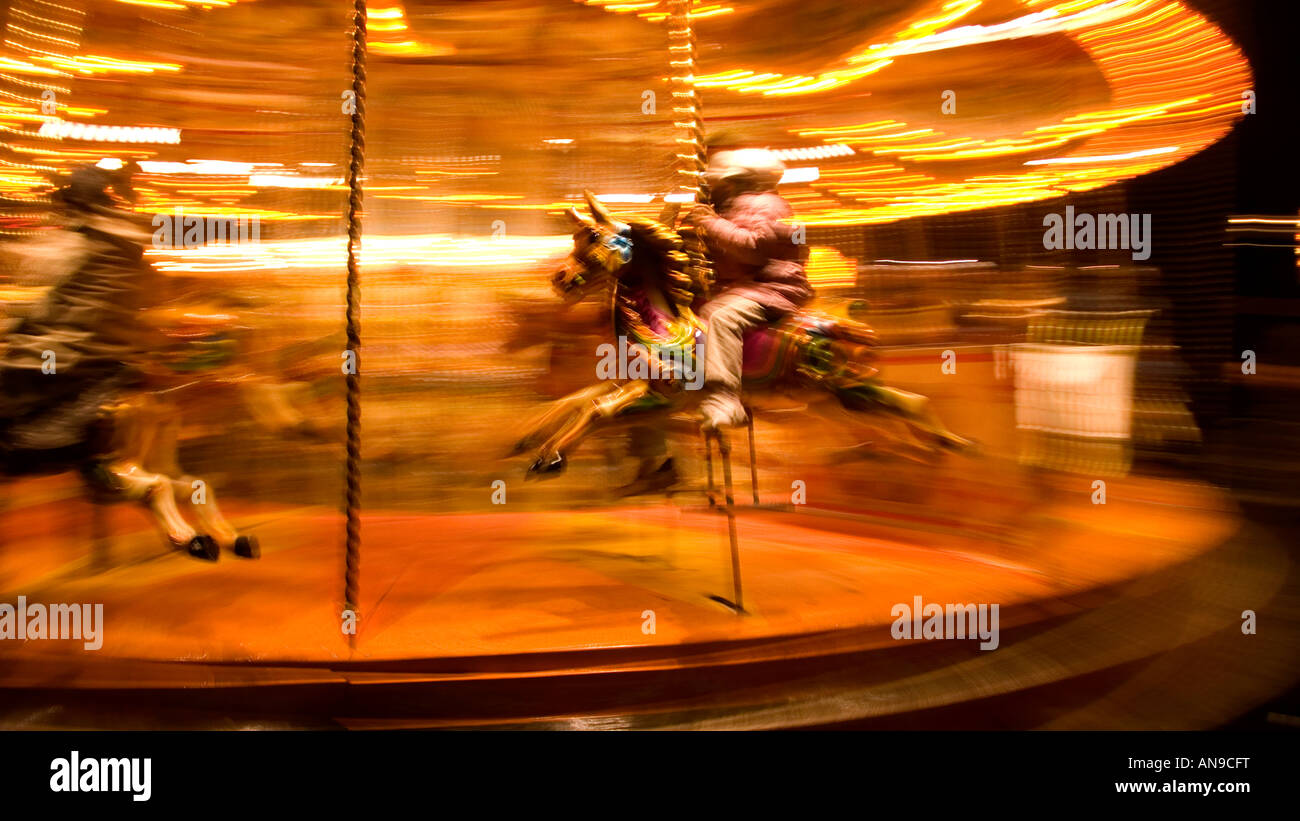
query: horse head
[
  {"left": 551, "top": 190, "right": 636, "bottom": 302},
  {"left": 552, "top": 191, "right": 697, "bottom": 315}
]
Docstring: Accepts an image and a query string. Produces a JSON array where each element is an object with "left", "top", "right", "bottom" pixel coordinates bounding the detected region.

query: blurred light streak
[
  {"left": 779, "top": 166, "right": 819, "bottom": 184},
  {"left": 37, "top": 121, "right": 180, "bottom": 143},
  {"left": 247, "top": 174, "right": 346, "bottom": 189},
  {"left": 581, "top": 1, "right": 735, "bottom": 23},
  {"left": 1025, "top": 146, "right": 1178, "bottom": 165},
  {"left": 145, "top": 233, "right": 575, "bottom": 275},
  {"left": 778, "top": 0, "right": 1252, "bottom": 224},
  {"left": 805, "top": 246, "right": 857, "bottom": 287}
]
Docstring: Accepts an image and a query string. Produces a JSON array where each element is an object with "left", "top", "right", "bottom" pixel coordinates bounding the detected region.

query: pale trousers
[{"left": 702, "top": 293, "right": 767, "bottom": 393}]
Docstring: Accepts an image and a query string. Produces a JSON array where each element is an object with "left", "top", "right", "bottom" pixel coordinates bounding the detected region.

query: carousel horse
[
  {"left": 516, "top": 191, "right": 974, "bottom": 479},
  {"left": 0, "top": 203, "right": 259, "bottom": 562}
]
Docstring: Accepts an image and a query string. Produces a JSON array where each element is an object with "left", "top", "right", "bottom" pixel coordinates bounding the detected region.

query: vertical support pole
[
  {"left": 666, "top": 0, "right": 713, "bottom": 297},
  {"left": 667, "top": 4, "right": 741, "bottom": 613},
  {"left": 717, "top": 431, "right": 744, "bottom": 613},
  {"left": 342, "top": 0, "right": 367, "bottom": 650},
  {"left": 666, "top": 0, "right": 707, "bottom": 202},
  {"left": 745, "top": 409, "right": 758, "bottom": 504},
  {"left": 703, "top": 428, "right": 716, "bottom": 507}
]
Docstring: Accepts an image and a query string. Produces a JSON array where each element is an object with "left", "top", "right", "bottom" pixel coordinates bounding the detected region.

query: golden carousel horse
[{"left": 516, "top": 192, "right": 974, "bottom": 480}]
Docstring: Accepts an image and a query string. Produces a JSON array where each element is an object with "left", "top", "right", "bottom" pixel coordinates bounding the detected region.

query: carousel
[{"left": 0, "top": 0, "right": 1289, "bottom": 730}]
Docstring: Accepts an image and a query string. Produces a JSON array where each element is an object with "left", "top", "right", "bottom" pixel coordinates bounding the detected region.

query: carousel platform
[{"left": 1, "top": 466, "right": 1287, "bottom": 730}]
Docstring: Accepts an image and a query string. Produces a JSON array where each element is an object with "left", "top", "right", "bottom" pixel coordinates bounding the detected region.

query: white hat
[{"left": 705, "top": 148, "right": 785, "bottom": 192}]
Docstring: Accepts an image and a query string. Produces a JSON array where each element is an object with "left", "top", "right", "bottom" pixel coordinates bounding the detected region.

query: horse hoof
[
  {"left": 525, "top": 453, "right": 565, "bottom": 480},
  {"left": 234, "top": 535, "right": 261, "bottom": 559},
  {"left": 186, "top": 535, "right": 219, "bottom": 562}
]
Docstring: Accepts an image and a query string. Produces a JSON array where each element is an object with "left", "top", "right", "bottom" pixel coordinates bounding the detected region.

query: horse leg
[
  {"left": 617, "top": 425, "right": 679, "bottom": 497},
  {"left": 513, "top": 383, "right": 613, "bottom": 455},
  {"left": 124, "top": 396, "right": 259, "bottom": 559},
  {"left": 171, "top": 476, "right": 259, "bottom": 559},
  {"left": 100, "top": 461, "right": 219, "bottom": 561},
  {"left": 887, "top": 387, "right": 974, "bottom": 452},
  {"left": 528, "top": 382, "right": 651, "bottom": 478},
  {"left": 802, "top": 395, "right": 923, "bottom": 462},
  {"left": 102, "top": 396, "right": 221, "bottom": 560},
  {"left": 526, "top": 395, "right": 606, "bottom": 476},
  {"left": 852, "top": 384, "right": 975, "bottom": 453}
]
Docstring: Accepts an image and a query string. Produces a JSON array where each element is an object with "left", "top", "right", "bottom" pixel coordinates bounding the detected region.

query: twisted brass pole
[
  {"left": 343, "top": 0, "right": 367, "bottom": 647},
  {"left": 667, "top": 0, "right": 707, "bottom": 201},
  {"left": 665, "top": 0, "right": 713, "bottom": 297}
]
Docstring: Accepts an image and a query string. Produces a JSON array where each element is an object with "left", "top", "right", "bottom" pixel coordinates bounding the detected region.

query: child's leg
[{"left": 700, "top": 293, "right": 766, "bottom": 428}]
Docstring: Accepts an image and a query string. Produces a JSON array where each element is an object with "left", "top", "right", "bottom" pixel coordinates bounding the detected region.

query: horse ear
[
  {"left": 657, "top": 201, "right": 681, "bottom": 226},
  {"left": 565, "top": 206, "right": 593, "bottom": 228},
  {"left": 582, "top": 189, "right": 614, "bottom": 226}
]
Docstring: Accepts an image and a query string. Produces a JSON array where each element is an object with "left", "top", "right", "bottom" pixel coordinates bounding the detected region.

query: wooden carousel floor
[
  {"left": 0, "top": 462, "right": 1275, "bottom": 730},
  {"left": 0, "top": 470, "right": 1237, "bottom": 668}
]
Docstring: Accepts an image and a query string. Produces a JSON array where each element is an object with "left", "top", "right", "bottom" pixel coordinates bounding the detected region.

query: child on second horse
[{"left": 689, "top": 148, "right": 813, "bottom": 430}]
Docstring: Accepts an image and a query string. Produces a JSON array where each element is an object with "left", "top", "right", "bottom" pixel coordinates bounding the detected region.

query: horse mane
[
  {"left": 626, "top": 218, "right": 696, "bottom": 307},
  {"left": 608, "top": 214, "right": 702, "bottom": 345}
]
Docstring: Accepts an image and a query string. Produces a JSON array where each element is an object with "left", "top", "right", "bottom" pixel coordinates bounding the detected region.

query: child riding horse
[{"left": 1, "top": 164, "right": 258, "bottom": 561}]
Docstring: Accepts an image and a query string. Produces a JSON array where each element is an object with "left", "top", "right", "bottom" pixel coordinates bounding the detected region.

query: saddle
[
  {"left": 741, "top": 312, "right": 879, "bottom": 384},
  {"left": 617, "top": 278, "right": 880, "bottom": 387}
]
